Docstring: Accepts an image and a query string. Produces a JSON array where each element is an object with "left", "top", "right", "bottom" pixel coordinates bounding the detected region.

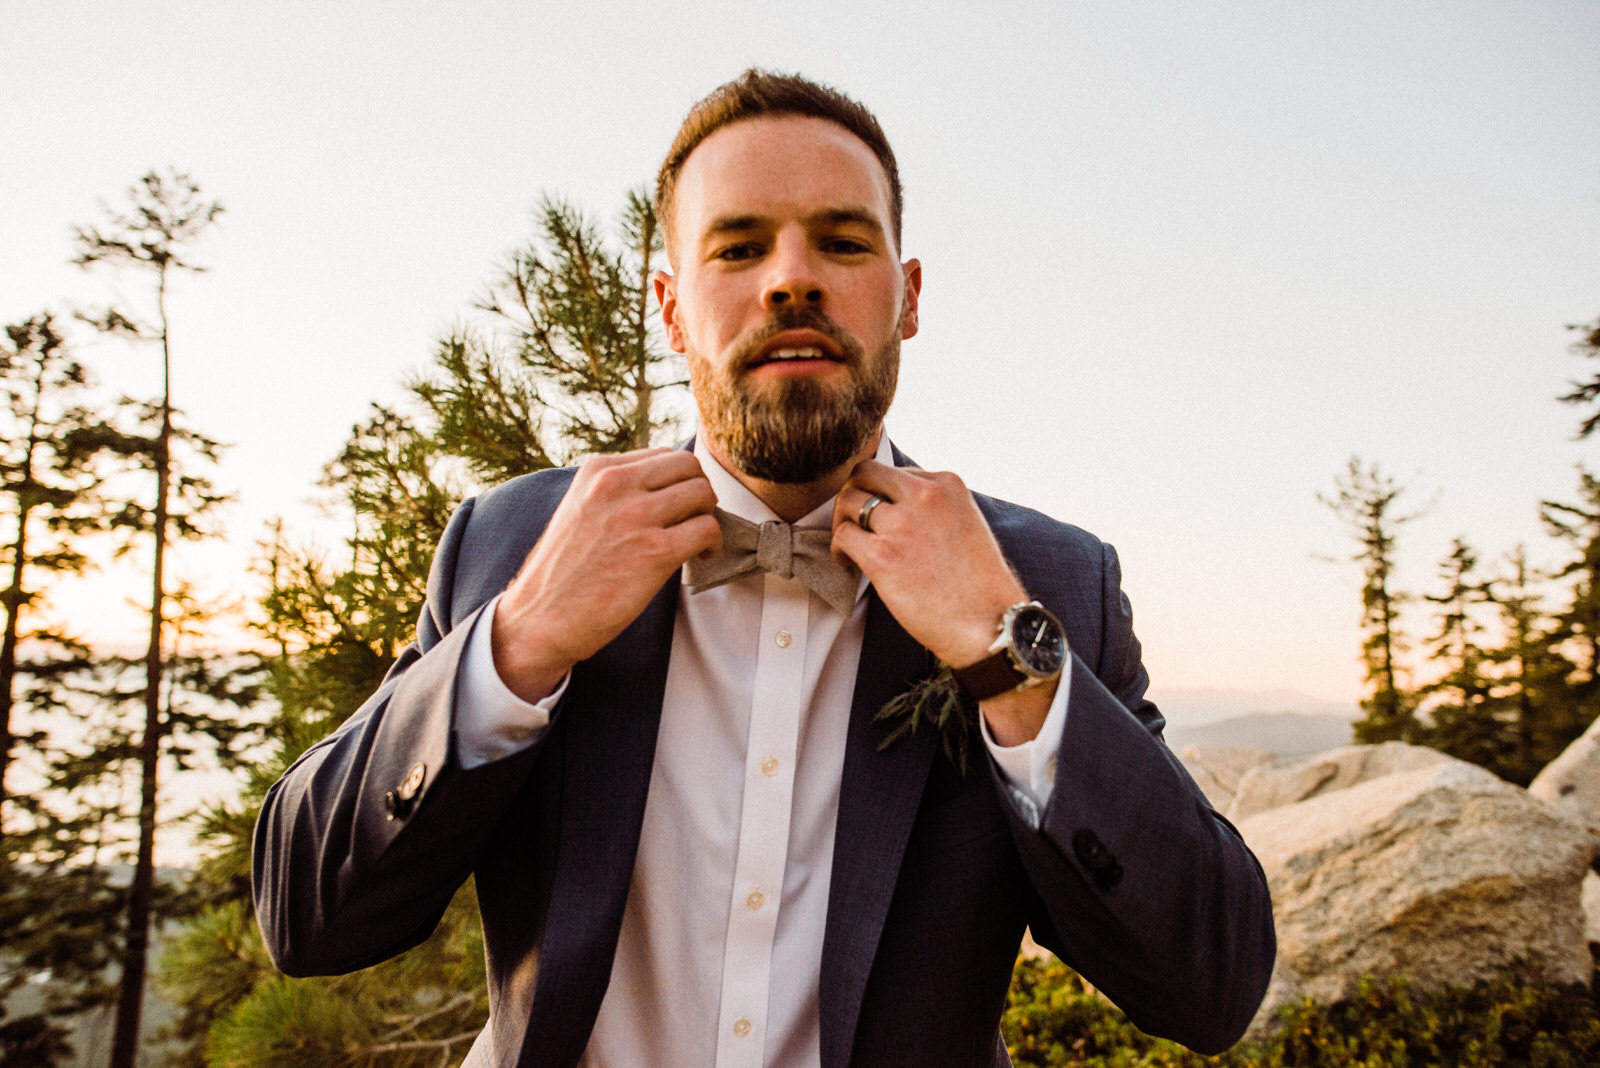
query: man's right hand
[{"left": 490, "top": 448, "right": 721, "bottom": 703}]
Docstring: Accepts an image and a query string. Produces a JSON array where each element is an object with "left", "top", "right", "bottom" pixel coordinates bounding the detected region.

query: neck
[{"left": 708, "top": 427, "right": 883, "bottom": 522}]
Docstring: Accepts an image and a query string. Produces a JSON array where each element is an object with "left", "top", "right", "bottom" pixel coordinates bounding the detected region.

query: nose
[{"left": 763, "top": 233, "right": 823, "bottom": 309}]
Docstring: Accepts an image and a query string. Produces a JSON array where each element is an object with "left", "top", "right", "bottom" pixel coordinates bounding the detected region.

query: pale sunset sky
[{"left": 5, "top": 1, "right": 1599, "bottom": 727}]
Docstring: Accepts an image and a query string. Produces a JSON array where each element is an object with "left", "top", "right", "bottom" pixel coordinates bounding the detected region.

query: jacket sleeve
[
  {"left": 1006, "top": 540, "right": 1276, "bottom": 1054},
  {"left": 251, "top": 495, "right": 552, "bottom": 977}
]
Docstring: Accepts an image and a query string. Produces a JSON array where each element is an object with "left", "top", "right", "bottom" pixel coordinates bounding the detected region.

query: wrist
[
  {"left": 945, "top": 607, "right": 1015, "bottom": 667},
  {"left": 950, "top": 599, "right": 1068, "bottom": 704},
  {"left": 980, "top": 680, "right": 1056, "bottom": 747},
  {"left": 942, "top": 581, "right": 1028, "bottom": 667},
  {"left": 490, "top": 597, "right": 578, "bottom": 704}
]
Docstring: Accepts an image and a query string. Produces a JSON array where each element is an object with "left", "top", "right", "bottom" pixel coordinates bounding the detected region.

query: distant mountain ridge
[
  {"left": 1163, "top": 711, "right": 1357, "bottom": 758},
  {"left": 1155, "top": 686, "right": 1357, "bottom": 726}
]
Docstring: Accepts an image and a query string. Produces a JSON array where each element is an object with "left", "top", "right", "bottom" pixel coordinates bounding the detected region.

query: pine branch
[{"left": 376, "top": 991, "right": 477, "bottom": 1042}]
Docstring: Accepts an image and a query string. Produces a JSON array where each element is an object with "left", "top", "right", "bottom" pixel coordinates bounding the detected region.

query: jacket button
[
  {"left": 397, "top": 762, "right": 427, "bottom": 801},
  {"left": 385, "top": 763, "right": 427, "bottom": 821},
  {"left": 1073, "top": 828, "right": 1108, "bottom": 866},
  {"left": 1073, "top": 828, "right": 1124, "bottom": 890}
]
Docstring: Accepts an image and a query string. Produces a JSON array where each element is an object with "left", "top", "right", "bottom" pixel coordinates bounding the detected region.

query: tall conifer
[
  {"left": 71, "top": 168, "right": 229, "bottom": 1068},
  {"left": 0, "top": 314, "right": 107, "bottom": 839},
  {"left": 1478, "top": 547, "right": 1578, "bottom": 785},
  {"left": 1557, "top": 314, "right": 1600, "bottom": 438},
  {"left": 1416, "top": 538, "right": 1502, "bottom": 770},
  {"left": 1320, "top": 458, "right": 1422, "bottom": 743},
  {"left": 0, "top": 314, "right": 127, "bottom": 1064}
]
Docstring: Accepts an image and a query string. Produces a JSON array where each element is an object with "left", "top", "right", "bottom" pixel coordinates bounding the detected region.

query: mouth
[{"left": 746, "top": 330, "right": 847, "bottom": 374}]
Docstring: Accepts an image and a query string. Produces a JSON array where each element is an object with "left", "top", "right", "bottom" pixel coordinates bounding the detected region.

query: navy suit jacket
[{"left": 253, "top": 453, "right": 1275, "bottom": 1066}]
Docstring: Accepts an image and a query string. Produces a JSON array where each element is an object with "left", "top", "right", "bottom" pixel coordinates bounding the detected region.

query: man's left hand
[{"left": 831, "top": 459, "right": 1054, "bottom": 745}]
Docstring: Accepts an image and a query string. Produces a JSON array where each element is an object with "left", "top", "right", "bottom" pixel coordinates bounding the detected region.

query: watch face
[{"left": 1011, "top": 604, "right": 1066, "bottom": 677}]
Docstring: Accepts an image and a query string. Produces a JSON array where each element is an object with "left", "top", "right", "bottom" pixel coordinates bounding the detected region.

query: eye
[
  {"left": 714, "top": 242, "right": 763, "bottom": 262},
  {"left": 823, "top": 237, "right": 871, "bottom": 255}
]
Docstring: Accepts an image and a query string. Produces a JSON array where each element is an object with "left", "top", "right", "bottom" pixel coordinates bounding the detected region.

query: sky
[{"left": 4, "top": 0, "right": 1599, "bottom": 727}]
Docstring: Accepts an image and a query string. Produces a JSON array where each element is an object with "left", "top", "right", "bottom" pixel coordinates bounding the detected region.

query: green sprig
[{"left": 874, "top": 662, "right": 979, "bottom": 775}]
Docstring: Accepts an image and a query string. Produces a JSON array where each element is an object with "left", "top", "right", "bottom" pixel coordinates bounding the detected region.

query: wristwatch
[{"left": 950, "top": 600, "right": 1067, "bottom": 702}]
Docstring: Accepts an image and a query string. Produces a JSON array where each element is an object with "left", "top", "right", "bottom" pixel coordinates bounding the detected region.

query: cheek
[
  {"left": 672, "top": 282, "right": 735, "bottom": 349},
  {"left": 852, "top": 281, "right": 907, "bottom": 337}
]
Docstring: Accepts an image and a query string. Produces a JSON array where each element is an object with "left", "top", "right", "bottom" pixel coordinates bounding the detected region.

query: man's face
[{"left": 655, "top": 115, "right": 921, "bottom": 485}]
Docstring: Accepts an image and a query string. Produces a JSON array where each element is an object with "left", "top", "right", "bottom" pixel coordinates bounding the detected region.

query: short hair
[{"left": 655, "top": 69, "right": 903, "bottom": 258}]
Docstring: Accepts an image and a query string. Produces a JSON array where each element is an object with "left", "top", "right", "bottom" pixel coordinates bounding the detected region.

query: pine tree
[
  {"left": 163, "top": 192, "right": 682, "bottom": 1066},
  {"left": 1478, "top": 546, "right": 1579, "bottom": 786},
  {"left": 414, "top": 189, "right": 680, "bottom": 479},
  {"left": 0, "top": 314, "right": 109, "bottom": 839},
  {"left": 1415, "top": 538, "right": 1503, "bottom": 771},
  {"left": 1319, "top": 458, "right": 1423, "bottom": 743},
  {"left": 1534, "top": 467, "right": 1600, "bottom": 759},
  {"left": 0, "top": 787, "right": 125, "bottom": 1064},
  {"left": 1541, "top": 469, "right": 1600, "bottom": 686},
  {"left": 155, "top": 414, "right": 470, "bottom": 1065},
  {"left": 1557, "top": 314, "right": 1600, "bottom": 438},
  {"left": 71, "top": 168, "right": 230, "bottom": 1068},
  {"left": 0, "top": 313, "right": 141, "bottom": 1064}
]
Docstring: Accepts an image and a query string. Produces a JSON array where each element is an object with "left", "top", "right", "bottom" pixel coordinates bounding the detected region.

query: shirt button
[
  {"left": 761, "top": 756, "right": 780, "bottom": 777},
  {"left": 746, "top": 890, "right": 765, "bottom": 911},
  {"left": 774, "top": 629, "right": 792, "bottom": 648},
  {"left": 733, "top": 1018, "right": 752, "bottom": 1037}
]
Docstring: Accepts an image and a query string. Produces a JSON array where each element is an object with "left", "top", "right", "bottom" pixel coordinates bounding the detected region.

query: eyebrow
[
  {"left": 815, "top": 207, "right": 885, "bottom": 233},
  {"left": 701, "top": 206, "right": 887, "bottom": 238}
]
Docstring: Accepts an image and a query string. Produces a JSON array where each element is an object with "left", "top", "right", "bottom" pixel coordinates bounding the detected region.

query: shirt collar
[{"left": 692, "top": 431, "right": 894, "bottom": 531}]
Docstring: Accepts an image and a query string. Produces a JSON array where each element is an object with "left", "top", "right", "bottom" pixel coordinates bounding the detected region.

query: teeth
[{"left": 767, "top": 347, "right": 824, "bottom": 361}]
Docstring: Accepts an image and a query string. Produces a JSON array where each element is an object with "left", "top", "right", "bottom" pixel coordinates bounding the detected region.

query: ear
[
  {"left": 653, "top": 269, "right": 686, "bottom": 353},
  {"left": 899, "top": 258, "right": 922, "bottom": 340}
]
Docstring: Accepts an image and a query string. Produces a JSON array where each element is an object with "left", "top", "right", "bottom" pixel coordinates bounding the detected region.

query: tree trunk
[
  {"left": 109, "top": 277, "right": 173, "bottom": 1068},
  {"left": 630, "top": 204, "right": 657, "bottom": 451},
  {"left": 0, "top": 353, "right": 45, "bottom": 843},
  {"left": 0, "top": 504, "right": 28, "bottom": 843}
]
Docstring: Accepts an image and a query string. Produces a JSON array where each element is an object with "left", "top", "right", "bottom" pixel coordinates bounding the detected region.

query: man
[{"left": 253, "top": 70, "right": 1275, "bottom": 1067}]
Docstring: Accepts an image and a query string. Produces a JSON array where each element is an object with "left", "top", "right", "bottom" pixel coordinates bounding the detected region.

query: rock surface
[
  {"left": 1176, "top": 745, "right": 1273, "bottom": 811},
  {"left": 1528, "top": 715, "right": 1600, "bottom": 951},
  {"left": 1586, "top": 873, "right": 1600, "bottom": 947},
  {"left": 1226, "top": 741, "right": 1451, "bottom": 822},
  {"left": 1529, "top": 713, "right": 1600, "bottom": 841},
  {"left": 1237, "top": 756, "right": 1594, "bottom": 1033}
]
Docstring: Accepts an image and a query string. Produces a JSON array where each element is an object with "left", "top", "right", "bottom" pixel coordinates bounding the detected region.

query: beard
[{"left": 690, "top": 304, "right": 901, "bottom": 484}]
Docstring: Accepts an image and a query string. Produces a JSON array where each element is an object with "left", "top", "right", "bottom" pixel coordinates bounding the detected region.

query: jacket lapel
[
  {"left": 819, "top": 590, "right": 939, "bottom": 1068},
  {"left": 519, "top": 575, "right": 680, "bottom": 1066}
]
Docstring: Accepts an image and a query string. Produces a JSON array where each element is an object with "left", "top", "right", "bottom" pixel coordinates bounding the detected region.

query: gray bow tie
[{"left": 684, "top": 509, "right": 861, "bottom": 615}]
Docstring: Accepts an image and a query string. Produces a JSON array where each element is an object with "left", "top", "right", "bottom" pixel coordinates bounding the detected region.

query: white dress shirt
[{"left": 453, "top": 435, "right": 1068, "bottom": 1067}]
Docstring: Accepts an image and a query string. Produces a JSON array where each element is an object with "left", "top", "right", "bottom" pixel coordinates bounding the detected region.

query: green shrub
[{"left": 1003, "top": 955, "right": 1600, "bottom": 1067}]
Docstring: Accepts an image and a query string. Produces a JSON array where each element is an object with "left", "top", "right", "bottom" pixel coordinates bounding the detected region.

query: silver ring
[{"left": 858, "top": 495, "right": 884, "bottom": 533}]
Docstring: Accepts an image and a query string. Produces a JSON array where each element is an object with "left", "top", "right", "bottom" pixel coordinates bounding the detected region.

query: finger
[
  {"left": 652, "top": 472, "right": 719, "bottom": 527},
  {"left": 579, "top": 446, "right": 672, "bottom": 476},
  {"left": 844, "top": 458, "right": 898, "bottom": 494},
  {"left": 677, "top": 511, "right": 723, "bottom": 557},
  {"left": 833, "top": 486, "right": 876, "bottom": 532},
  {"left": 636, "top": 449, "right": 708, "bottom": 491},
  {"left": 650, "top": 509, "right": 722, "bottom": 566},
  {"left": 833, "top": 486, "right": 895, "bottom": 536},
  {"left": 829, "top": 516, "right": 870, "bottom": 568},
  {"left": 846, "top": 458, "right": 937, "bottom": 506}
]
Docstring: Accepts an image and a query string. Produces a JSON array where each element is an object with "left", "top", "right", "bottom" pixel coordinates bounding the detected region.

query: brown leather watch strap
[{"left": 950, "top": 650, "right": 1024, "bottom": 702}]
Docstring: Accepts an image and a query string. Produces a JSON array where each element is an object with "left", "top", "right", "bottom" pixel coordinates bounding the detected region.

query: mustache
[{"left": 733, "top": 306, "right": 861, "bottom": 371}]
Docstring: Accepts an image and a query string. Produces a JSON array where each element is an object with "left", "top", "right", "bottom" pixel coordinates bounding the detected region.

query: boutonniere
[{"left": 874, "top": 662, "right": 979, "bottom": 775}]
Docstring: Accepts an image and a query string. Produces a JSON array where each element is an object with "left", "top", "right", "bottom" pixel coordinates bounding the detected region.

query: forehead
[{"left": 672, "top": 115, "right": 895, "bottom": 244}]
